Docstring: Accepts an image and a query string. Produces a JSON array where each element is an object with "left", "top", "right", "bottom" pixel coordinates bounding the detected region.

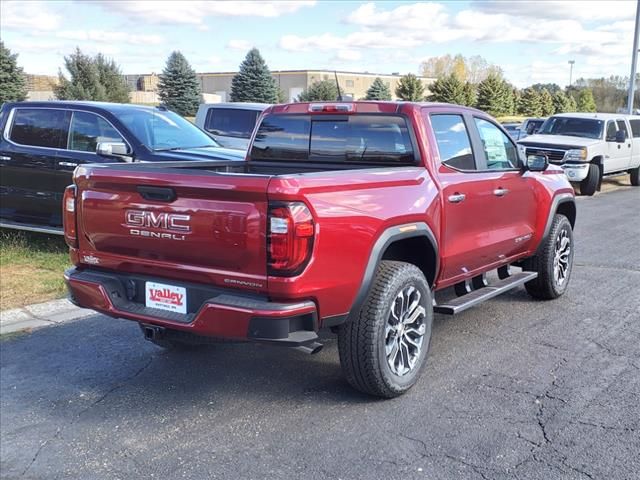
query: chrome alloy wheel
[
  {"left": 553, "top": 228, "right": 571, "bottom": 286},
  {"left": 385, "top": 286, "right": 427, "bottom": 376}
]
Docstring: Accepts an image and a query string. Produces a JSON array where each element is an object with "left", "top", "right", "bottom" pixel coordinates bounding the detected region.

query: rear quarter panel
[{"left": 267, "top": 167, "right": 440, "bottom": 321}]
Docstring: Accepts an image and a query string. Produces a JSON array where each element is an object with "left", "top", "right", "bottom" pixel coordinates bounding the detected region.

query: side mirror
[
  {"left": 526, "top": 154, "right": 549, "bottom": 172},
  {"left": 615, "top": 130, "right": 626, "bottom": 143},
  {"left": 96, "top": 142, "right": 129, "bottom": 157}
]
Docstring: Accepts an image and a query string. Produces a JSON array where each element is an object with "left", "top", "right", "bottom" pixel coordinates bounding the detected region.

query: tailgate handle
[{"left": 137, "top": 186, "right": 176, "bottom": 202}]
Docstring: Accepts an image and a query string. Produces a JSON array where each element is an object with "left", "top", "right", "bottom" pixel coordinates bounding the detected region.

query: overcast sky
[{"left": 1, "top": 0, "right": 637, "bottom": 88}]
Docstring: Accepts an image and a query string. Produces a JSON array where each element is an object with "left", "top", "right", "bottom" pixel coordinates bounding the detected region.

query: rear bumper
[{"left": 64, "top": 268, "right": 319, "bottom": 346}]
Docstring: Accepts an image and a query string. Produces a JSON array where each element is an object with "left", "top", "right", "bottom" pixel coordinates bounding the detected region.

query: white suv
[
  {"left": 195, "top": 103, "right": 269, "bottom": 151},
  {"left": 518, "top": 113, "right": 640, "bottom": 195}
]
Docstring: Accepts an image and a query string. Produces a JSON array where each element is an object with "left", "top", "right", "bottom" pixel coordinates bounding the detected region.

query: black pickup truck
[{"left": 0, "top": 101, "right": 244, "bottom": 233}]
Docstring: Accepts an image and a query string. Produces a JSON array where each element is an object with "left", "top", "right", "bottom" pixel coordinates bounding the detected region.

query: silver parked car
[{"left": 195, "top": 102, "right": 269, "bottom": 150}]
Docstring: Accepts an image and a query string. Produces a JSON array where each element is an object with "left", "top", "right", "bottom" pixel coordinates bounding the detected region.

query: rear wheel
[
  {"left": 524, "top": 214, "right": 574, "bottom": 300},
  {"left": 580, "top": 163, "right": 599, "bottom": 196},
  {"left": 337, "top": 261, "right": 433, "bottom": 398},
  {"left": 630, "top": 165, "right": 640, "bottom": 186}
]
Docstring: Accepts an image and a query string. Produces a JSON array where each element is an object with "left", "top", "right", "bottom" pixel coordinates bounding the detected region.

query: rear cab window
[
  {"left": 9, "top": 108, "right": 71, "bottom": 149},
  {"left": 250, "top": 114, "right": 416, "bottom": 165},
  {"left": 205, "top": 108, "right": 260, "bottom": 138}
]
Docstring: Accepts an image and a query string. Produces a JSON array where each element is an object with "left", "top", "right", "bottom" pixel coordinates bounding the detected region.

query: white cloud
[
  {"left": 226, "top": 39, "right": 252, "bottom": 51},
  {"left": 471, "top": 0, "right": 636, "bottom": 22},
  {"left": 0, "top": 0, "right": 62, "bottom": 31},
  {"left": 56, "top": 30, "right": 163, "bottom": 45},
  {"left": 95, "top": 0, "right": 316, "bottom": 25},
  {"left": 335, "top": 50, "right": 362, "bottom": 62},
  {"left": 347, "top": 2, "right": 449, "bottom": 30},
  {"left": 280, "top": 31, "right": 423, "bottom": 52}
]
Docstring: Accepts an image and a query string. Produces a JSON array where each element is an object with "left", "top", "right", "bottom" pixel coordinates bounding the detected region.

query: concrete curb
[{"left": 0, "top": 298, "right": 94, "bottom": 335}]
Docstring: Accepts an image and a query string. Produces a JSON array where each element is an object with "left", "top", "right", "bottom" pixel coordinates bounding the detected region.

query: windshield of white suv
[
  {"left": 537, "top": 117, "right": 604, "bottom": 139},
  {"left": 118, "top": 108, "right": 220, "bottom": 151}
]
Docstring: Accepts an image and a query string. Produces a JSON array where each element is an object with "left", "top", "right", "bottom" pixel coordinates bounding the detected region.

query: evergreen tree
[
  {"left": 395, "top": 73, "right": 425, "bottom": 101},
  {"left": 95, "top": 54, "right": 130, "bottom": 103},
  {"left": 576, "top": 88, "right": 597, "bottom": 112},
  {"left": 512, "top": 87, "right": 522, "bottom": 114},
  {"left": 427, "top": 74, "right": 466, "bottom": 104},
  {"left": 539, "top": 88, "right": 554, "bottom": 116},
  {"left": 297, "top": 80, "right": 338, "bottom": 101},
  {"left": 0, "top": 41, "right": 28, "bottom": 104},
  {"left": 518, "top": 87, "right": 543, "bottom": 116},
  {"left": 230, "top": 48, "right": 278, "bottom": 103},
  {"left": 463, "top": 81, "right": 477, "bottom": 107},
  {"left": 475, "top": 73, "right": 513, "bottom": 116},
  {"left": 157, "top": 51, "right": 201, "bottom": 116},
  {"left": 552, "top": 90, "right": 571, "bottom": 113},
  {"left": 55, "top": 47, "right": 107, "bottom": 101},
  {"left": 365, "top": 77, "right": 392, "bottom": 100}
]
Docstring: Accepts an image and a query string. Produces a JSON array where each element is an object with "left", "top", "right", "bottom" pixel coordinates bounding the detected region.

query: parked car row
[
  {"left": 518, "top": 113, "right": 640, "bottom": 195},
  {"left": 0, "top": 101, "right": 246, "bottom": 233},
  {"left": 501, "top": 118, "right": 546, "bottom": 140}
]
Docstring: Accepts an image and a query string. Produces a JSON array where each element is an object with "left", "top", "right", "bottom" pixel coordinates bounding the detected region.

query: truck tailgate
[{"left": 74, "top": 166, "right": 271, "bottom": 290}]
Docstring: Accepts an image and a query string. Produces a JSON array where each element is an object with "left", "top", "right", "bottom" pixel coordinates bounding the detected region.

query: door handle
[
  {"left": 493, "top": 188, "right": 510, "bottom": 197},
  {"left": 58, "top": 161, "right": 79, "bottom": 167},
  {"left": 448, "top": 193, "right": 466, "bottom": 203}
]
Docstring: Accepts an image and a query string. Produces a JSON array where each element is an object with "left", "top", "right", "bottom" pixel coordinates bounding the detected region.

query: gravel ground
[{"left": 1, "top": 187, "right": 638, "bottom": 480}]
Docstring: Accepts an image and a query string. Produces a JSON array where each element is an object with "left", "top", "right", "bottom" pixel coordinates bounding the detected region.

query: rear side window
[
  {"left": 69, "top": 111, "right": 124, "bottom": 152},
  {"left": 430, "top": 114, "right": 475, "bottom": 170},
  {"left": 9, "top": 108, "right": 70, "bottom": 148},
  {"left": 205, "top": 108, "right": 260, "bottom": 138},
  {"left": 251, "top": 114, "right": 415, "bottom": 164},
  {"left": 616, "top": 120, "right": 629, "bottom": 139},
  {"left": 630, "top": 119, "right": 640, "bottom": 138}
]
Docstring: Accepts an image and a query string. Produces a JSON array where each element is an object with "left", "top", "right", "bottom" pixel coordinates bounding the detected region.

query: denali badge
[{"left": 125, "top": 210, "right": 191, "bottom": 240}]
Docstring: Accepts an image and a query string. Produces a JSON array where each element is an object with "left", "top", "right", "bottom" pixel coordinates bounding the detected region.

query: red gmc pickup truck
[{"left": 64, "top": 102, "right": 576, "bottom": 398}]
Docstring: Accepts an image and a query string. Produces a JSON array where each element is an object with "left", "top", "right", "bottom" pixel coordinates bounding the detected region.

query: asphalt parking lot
[{"left": 1, "top": 185, "right": 639, "bottom": 480}]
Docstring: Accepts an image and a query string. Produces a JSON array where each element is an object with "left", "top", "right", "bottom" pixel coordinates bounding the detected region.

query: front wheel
[
  {"left": 524, "top": 214, "right": 574, "bottom": 300},
  {"left": 580, "top": 164, "right": 599, "bottom": 196},
  {"left": 337, "top": 261, "right": 433, "bottom": 398}
]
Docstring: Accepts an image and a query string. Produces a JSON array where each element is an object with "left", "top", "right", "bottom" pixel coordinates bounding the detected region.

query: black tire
[
  {"left": 630, "top": 165, "right": 640, "bottom": 186},
  {"left": 524, "top": 214, "right": 574, "bottom": 300},
  {"left": 580, "top": 163, "right": 599, "bottom": 196},
  {"left": 337, "top": 261, "right": 433, "bottom": 398}
]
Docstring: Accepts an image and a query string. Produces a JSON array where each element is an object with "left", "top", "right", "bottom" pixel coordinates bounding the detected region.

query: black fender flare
[
  {"left": 344, "top": 222, "right": 438, "bottom": 324},
  {"left": 539, "top": 193, "right": 576, "bottom": 251}
]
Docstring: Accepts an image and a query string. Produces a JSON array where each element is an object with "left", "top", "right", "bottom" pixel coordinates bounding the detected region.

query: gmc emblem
[{"left": 125, "top": 210, "right": 191, "bottom": 240}]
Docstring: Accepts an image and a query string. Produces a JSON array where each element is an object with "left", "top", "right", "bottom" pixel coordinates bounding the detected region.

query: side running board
[{"left": 434, "top": 271, "right": 538, "bottom": 315}]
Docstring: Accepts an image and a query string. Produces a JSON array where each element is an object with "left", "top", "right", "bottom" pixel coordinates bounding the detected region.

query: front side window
[
  {"left": 9, "top": 108, "right": 70, "bottom": 148},
  {"left": 474, "top": 118, "right": 518, "bottom": 170},
  {"left": 430, "top": 114, "right": 475, "bottom": 170},
  {"left": 606, "top": 121, "right": 617, "bottom": 141},
  {"left": 69, "top": 111, "right": 124, "bottom": 152},
  {"left": 205, "top": 108, "right": 260, "bottom": 139}
]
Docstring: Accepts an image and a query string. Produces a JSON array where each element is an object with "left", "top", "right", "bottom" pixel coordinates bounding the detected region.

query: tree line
[{"left": 1, "top": 41, "right": 637, "bottom": 118}]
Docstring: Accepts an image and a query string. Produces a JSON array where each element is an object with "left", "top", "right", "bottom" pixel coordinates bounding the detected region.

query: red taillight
[
  {"left": 63, "top": 185, "right": 78, "bottom": 248},
  {"left": 268, "top": 202, "right": 314, "bottom": 276}
]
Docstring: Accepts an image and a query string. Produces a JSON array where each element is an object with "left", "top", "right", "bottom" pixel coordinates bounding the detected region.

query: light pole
[
  {"left": 627, "top": 0, "right": 640, "bottom": 114},
  {"left": 568, "top": 60, "right": 575, "bottom": 88}
]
